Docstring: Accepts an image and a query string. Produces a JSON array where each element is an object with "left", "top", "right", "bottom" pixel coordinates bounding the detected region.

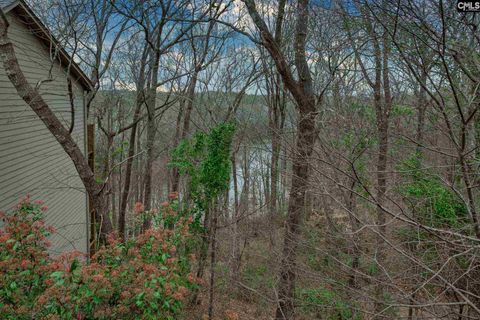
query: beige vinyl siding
[{"left": 0, "top": 12, "right": 89, "bottom": 254}]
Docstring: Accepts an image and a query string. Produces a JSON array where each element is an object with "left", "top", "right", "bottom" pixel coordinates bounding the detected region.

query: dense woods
[{"left": 1, "top": 0, "right": 480, "bottom": 319}]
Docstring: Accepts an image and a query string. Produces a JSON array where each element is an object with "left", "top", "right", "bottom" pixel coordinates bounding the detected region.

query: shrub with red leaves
[
  {"left": 0, "top": 195, "right": 53, "bottom": 319},
  {"left": 0, "top": 196, "right": 199, "bottom": 320}
]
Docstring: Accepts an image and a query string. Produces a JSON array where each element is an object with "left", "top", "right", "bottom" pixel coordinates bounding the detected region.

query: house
[{"left": 0, "top": 0, "right": 92, "bottom": 254}]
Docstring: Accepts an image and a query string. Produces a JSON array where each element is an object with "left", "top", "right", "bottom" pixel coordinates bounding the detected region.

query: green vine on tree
[{"left": 169, "top": 122, "right": 236, "bottom": 220}]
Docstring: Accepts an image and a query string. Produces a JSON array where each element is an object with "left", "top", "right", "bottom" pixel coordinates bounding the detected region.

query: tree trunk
[
  {"left": 170, "top": 100, "right": 185, "bottom": 192},
  {"left": 111, "top": 163, "right": 117, "bottom": 230},
  {"left": 275, "top": 108, "right": 316, "bottom": 320},
  {"left": 208, "top": 203, "right": 219, "bottom": 320},
  {"left": 242, "top": 1, "right": 318, "bottom": 317},
  {"left": 118, "top": 99, "right": 142, "bottom": 240},
  {"left": 102, "top": 132, "right": 114, "bottom": 228},
  {"left": 142, "top": 114, "right": 156, "bottom": 229},
  {"left": 269, "top": 83, "right": 285, "bottom": 217},
  {"left": 171, "top": 71, "right": 198, "bottom": 193},
  {"left": 374, "top": 112, "right": 389, "bottom": 315},
  {"left": 373, "top": 27, "right": 392, "bottom": 316},
  {"left": 416, "top": 70, "right": 427, "bottom": 154},
  {"left": 241, "top": 146, "right": 250, "bottom": 215},
  {"left": 231, "top": 152, "right": 241, "bottom": 279},
  {"left": 192, "top": 205, "right": 211, "bottom": 305},
  {"left": 270, "top": 123, "right": 280, "bottom": 216},
  {"left": 143, "top": 46, "right": 161, "bottom": 229},
  {"left": 181, "top": 70, "right": 199, "bottom": 140}
]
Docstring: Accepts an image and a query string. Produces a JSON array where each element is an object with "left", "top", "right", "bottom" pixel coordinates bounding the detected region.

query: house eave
[{"left": 2, "top": 0, "right": 93, "bottom": 92}]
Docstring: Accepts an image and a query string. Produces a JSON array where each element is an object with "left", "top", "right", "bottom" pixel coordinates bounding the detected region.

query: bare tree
[{"left": 241, "top": 0, "right": 323, "bottom": 318}]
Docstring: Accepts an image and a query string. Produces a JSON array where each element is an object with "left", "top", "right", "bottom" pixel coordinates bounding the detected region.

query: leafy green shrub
[
  {"left": 399, "top": 154, "right": 467, "bottom": 228},
  {"left": 0, "top": 196, "right": 199, "bottom": 319},
  {"left": 297, "top": 287, "right": 359, "bottom": 320},
  {"left": 397, "top": 154, "right": 480, "bottom": 303},
  {"left": 391, "top": 104, "right": 415, "bottom": 117},
  {"left": 243, "top": 264, "right": 274, "bottom": 291}
]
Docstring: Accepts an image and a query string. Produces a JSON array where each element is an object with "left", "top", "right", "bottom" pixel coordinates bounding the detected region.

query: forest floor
[
  {"left": 182, "top": 217, "right": 329, "bottom": 320},
  {"left": 182, "top": 214, "right": 458, "bottom": 320},
  {"left": 184, "top": 218, "right": 280, "bottom": 320},
  {"left": 185, "top": 291, "right": 273, "bottom": 320}
]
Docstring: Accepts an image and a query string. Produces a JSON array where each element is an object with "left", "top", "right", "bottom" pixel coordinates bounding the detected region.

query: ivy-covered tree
[{"left": 169, "top": 122, "right": 235, "bottom": 317}]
